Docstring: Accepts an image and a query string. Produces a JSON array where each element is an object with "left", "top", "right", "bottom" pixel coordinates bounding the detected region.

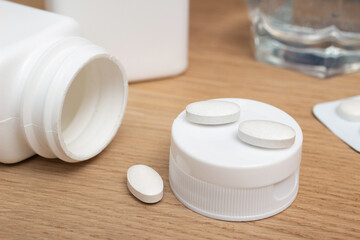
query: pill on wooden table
[
  {"left": 238, "top": 120, "right": 296, "bottom": 149},
  {"left": 337, "top": 99, "right": 360, "bottom": 121},
  {"left": 186, "top": 100, "right": 240, "bottom": 125},
  {"left": 127, "top": 165, "right": 163, "bottom": 203}
]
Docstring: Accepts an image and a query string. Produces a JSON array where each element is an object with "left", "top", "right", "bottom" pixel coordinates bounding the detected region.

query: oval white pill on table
[
  {"left": 186, "top": 100, "right": 240, "bottom": 125},
  {"left": 127, "top": 165, "right": 163, "bottom": 204},
  {"left": 238, "top": 120, "right": 296, "bottom": 149},
  {"left": 337, "top": 99, "right": 360, "bottom": 121}
]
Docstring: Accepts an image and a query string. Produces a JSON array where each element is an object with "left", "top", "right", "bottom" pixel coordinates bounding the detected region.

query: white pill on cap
[
  {"left": 337, "top": 99, "right": 360, "bottom": 121},
  {"left": 238, "top": 120, "right": 296, "bottom": 149},
  {"left": 127, "top": 165, "right": 163, "bottom": 203},
  {"left": 186, "top": 100, "right": 240, "bottom": 125}
]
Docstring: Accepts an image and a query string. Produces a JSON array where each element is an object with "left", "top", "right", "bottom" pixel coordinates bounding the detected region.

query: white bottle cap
[{"left": 169, "top": 98, "right": 303, "bottom": 221}]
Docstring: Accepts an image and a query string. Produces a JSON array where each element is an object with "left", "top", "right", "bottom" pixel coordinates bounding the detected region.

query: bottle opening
[{"left": 60, "top": 56, "right": 126, "bottom": 161}]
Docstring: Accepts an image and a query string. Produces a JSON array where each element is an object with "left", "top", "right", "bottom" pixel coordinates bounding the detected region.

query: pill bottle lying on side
[{"left": 0, "top": 1, "right": 128, "bottom": 164}]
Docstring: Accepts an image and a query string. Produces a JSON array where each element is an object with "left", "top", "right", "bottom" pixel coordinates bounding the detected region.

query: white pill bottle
[
  {"left": 45, "top": 0, "right": 189, "bottom": 82},
  {"left": 0, "top": 1, "right": 128, "bottom": 164}
]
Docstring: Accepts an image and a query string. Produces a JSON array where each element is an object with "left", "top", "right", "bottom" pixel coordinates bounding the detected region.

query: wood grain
[{"left": 1, "top": 0, "right": 360, "bottom": 239}]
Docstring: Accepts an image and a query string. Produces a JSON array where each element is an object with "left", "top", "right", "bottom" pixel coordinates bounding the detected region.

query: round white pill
[
  {"left": 127, "top": 165, "right": 163, "bottom": 204},
  {"left": 337, "top": 99, "right": 360, "bottom": 121},
  {"left": 186, "top": 100, "right": 240, "bottom": 125},
  {"left": 238, "top": 120, "right": 296, "bottom": 149}
]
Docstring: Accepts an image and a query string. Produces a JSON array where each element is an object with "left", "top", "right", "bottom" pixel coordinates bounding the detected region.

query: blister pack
[{"left": 313, "top": 95, "right": 360, "bottom": 152}]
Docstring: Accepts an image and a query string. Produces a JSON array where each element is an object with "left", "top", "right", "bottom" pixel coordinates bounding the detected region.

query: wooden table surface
[{"left": 2, "top": 0, "right": 360, "bottom": 239}]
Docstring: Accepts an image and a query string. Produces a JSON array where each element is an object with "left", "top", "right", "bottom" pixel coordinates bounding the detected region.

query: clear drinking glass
[{"left": 247, "top": 0, "right": 360, "bottom": 78}]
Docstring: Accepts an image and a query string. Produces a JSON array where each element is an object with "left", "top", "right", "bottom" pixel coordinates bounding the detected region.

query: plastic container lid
[{"left": 169, "top": 98, "right": 303, "bottom": 221}]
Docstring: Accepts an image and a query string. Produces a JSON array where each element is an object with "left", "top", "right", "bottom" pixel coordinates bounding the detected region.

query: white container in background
[
  {"left": 0, "top": 1, "right": 128, "bottom": 164},
  {"left": 46, "top": 0, "right": 189, "bottom": 82}
]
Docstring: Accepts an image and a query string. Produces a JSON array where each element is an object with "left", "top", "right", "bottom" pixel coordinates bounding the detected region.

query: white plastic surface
[
  {"left": 169, "top": 98, "right": 303, "bottom": 221},
  {"left": 186, "top": 100, "right": 240, "bottom": 125},
  {"left": 313, "top": 95, "right": 360, "bottom": 152},
  {"left": 238, "top": 120, "right": 296, "bottom": 149},
  {"left": 337, "top": 99, "right": 360, "bottom": 121},
  {"left": 45, "top": 0, "right": 189, "bottom": 82},
  {"left": 0, "top": 1, "right": 128, "bottom": 164},
  {"left": 170, "top": 156, "right": 299, "bottom": 221},
  {"left": 127, "top": 165, "right": 164, "bottom": 203}
]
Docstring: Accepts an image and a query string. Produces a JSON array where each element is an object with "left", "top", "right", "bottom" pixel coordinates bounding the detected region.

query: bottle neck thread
[{"left": 21, "top": 37, "right": 128, "bottom": 162}]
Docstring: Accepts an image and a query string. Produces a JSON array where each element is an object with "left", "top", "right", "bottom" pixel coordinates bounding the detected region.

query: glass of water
[{"left": 247, "top": 0, "right": 360, "bottom": 78}]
